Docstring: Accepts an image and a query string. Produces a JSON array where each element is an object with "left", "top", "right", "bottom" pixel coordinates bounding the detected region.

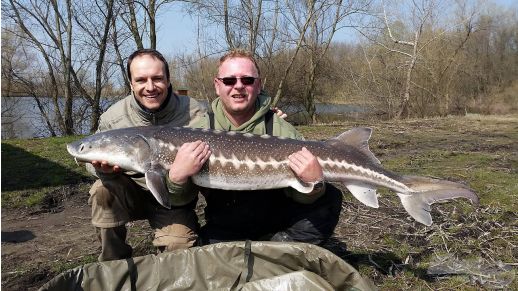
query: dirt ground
[
  {"left": 0, "top": 189, "right": 362, "bottom": 290},
  {"left": 1, "top": 188, "right": 96, "bottom": 290},
  {"left": 4, "top": 184, "right": 512, "bottom": 291}
]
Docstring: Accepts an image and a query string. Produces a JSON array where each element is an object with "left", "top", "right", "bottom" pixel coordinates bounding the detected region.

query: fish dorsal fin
[{"left": 325, "top": 127, "right": 380, "bottom": 165}]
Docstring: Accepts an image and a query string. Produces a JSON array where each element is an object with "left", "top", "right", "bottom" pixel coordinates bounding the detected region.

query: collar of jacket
[
  {"left": 211, "top": 91, "right": 272, "bottom": 132},
  {"left": 130, "top": 85, "right": 180, "bottom": 125}
]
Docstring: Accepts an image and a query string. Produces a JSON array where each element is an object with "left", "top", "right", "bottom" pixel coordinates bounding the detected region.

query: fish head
[{"left": 66, "top": 130, "right": 152, "bottom": 172}]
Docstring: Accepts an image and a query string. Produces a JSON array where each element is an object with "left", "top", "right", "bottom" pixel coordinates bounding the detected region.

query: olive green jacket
[{"left": 167, "top": 92, "right": 324, "bottom": 206}]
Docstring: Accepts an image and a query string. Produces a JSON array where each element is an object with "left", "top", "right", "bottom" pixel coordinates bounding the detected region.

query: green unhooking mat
[{"left": 40, "top": 241, "right": 376, "bottom": 291}]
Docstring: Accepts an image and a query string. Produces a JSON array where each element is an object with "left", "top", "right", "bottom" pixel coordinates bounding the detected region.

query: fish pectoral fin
[
  {"left": 397, "top": 187, "right": 478, "bottom": 226},
  {"left": 145, "top": 168, "right": 171, "bottom": 209},
  {"left": 345, "top": 183, "right": 379, "bottom": 208},
  {"left": 289, "top": 180, "right": 315, "bottom": 194}
]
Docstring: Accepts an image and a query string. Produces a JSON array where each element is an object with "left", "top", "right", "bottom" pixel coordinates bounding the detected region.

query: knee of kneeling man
[
  {"left": 90, "top": 182, "right": 115, "bottom": 209},
  {"left": 153, "top": 224, "right": 198, "bottom": 252}
]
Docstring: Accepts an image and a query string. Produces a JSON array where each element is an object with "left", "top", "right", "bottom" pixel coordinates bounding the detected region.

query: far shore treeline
[{"left": 2, "top": 0, "right": 518, "bottom": 138}]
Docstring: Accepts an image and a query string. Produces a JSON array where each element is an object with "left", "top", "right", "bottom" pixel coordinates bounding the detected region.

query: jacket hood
[{"left": 211, "top": 91, "right": 271, "bottom": 132}]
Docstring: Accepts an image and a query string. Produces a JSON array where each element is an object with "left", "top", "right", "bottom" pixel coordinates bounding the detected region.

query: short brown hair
[
  {"left": 127, "top": 49, "right": 170, "bottom": 82},
  {"left": 218, "top": 49, "right": 261, "bottom": 77}
]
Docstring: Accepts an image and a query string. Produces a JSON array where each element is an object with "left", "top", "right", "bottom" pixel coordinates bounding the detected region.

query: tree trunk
[
  {"left": 223, "top": 0, "right": 234, "bottom": 49},
  {"left": 90, "top": 0, "right": 115, "bottom": 133},
  {"left": 8, "top": 0, "right": 65, "bottom": 133},
  {"left": 63, "top": 0, "right": 74, "bottom": 135},
  {"left": 149, "top": 0, "right": 156, "bottom": 49},
  {"left": 112, "top": 10, "right": 131, "bottom": 93},
  {"left": 272, "top": 0, "right": 316, "bottom": 107},
  {"left": 127, "top": 0, "right": 144, "bottom": 49}
]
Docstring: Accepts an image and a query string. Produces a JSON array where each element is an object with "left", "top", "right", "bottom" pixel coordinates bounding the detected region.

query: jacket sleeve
[{"left": 165, "top": 176, "right": 199, "bottom": 207}]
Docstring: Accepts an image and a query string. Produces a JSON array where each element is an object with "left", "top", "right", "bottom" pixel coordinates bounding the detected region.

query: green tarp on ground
[{"left": 40, "top": 241, "right": 376, "bottom": 291}]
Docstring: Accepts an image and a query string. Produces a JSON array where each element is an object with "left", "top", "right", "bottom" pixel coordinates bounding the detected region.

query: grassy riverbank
[{"left": 2, "top": 114, "right": 517, "bottom": 290}]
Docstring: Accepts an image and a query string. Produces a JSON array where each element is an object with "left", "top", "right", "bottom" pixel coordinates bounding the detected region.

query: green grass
[
  {"left": 1, "top": 135, "right": 91, "bottom": 207},
  {"left": 50, "top": 254, "right": 98, "bottom": 275}
]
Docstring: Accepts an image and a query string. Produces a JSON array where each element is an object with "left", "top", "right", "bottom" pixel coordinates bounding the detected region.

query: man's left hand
[
  {"left": 288, "top": 147, "right": 323, "bottom": 185},
  {"left": 271, "top": 107, "right": 287, "bottom": 119}
]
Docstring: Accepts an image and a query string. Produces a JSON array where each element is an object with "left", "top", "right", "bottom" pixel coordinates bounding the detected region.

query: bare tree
[
  {"left": 119, "top": 0, "right": 177, "bottom": 49},
  {"left": 1, "top": 28, "right": 26, "bottom": 97},
  {"left": 1, "top": 30, "right": 58, "bottom": 137},
  {"left": 381, "top": 0, "right": 438, "bottom": 118},
  {"left": 5, "top": 0, "right": 118, "bottom": 135},
  {"left": 71, "top": 0, "right": 116, "bottom": 132},
  {"left": 271, "top": 0, "right": 317, "bottom": 106},
  {"left": 300, "top": 0, "right": 364, "bottom": 123},
  {"left": 352, "top": 0, "right": 475, "bottom": 118},
  {"left": 6, "top": 0, "right": 69, "bottom": 134},
  {"left": 188, "top": 0, "right": 266, "bottom": 54},
  {"left": 111, "top": 3, "right": 133, "bottom": 93},
  {"left": 1, "top": 29, "right": 29, "bottom": 137},
  {"left": 125, "top": 0, "right": 145, "bottom": 49}
]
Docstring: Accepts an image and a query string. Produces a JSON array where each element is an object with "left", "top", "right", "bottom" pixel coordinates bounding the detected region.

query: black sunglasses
[{"left": 217, "top": 77, "right": 258, "bottom": 86}]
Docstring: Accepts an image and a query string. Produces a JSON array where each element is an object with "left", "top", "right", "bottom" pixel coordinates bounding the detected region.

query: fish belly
[{"left": 191, "top": 157, "right": 296, "bottom": 190}]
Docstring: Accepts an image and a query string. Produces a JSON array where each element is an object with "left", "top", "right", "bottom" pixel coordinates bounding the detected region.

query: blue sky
[{"left": 156, "top": 0, "right": 518, "bottom": 57}]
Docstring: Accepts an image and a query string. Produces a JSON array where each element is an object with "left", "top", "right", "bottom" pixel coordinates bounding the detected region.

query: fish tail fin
[{"left": 398, "top": 175, "right": 479, "bottom": 226}]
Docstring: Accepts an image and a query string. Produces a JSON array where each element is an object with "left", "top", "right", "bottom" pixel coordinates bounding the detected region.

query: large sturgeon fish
[{"left": 67, "top": 126, "right": 478, "bottom": 226}]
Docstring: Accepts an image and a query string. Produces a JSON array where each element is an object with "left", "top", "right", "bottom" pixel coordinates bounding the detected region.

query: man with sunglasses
[
  {"left": 167, "top": 49, "right": 343, "bottom": 245},
  {"left": 86, "top": 49, "right": 207, "bottom": 261}
]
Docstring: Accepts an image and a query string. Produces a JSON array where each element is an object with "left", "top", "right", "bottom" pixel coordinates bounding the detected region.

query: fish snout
[
  {"left": 66, "top": 141, "right": 87, "bottom": 155},
  {"left": 67, "top": 142, "right": 90, "bottom": 166},
  {"left": 66, "top": 143, "right": 74, "bottom": 154}
]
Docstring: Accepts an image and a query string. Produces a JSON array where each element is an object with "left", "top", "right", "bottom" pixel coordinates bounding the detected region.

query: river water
[
  {"left": 1, "top": 96, "right": 368, "bottom": 139},
  {"left": 1, "top": 96, "right": 115, "bottom": 139}
]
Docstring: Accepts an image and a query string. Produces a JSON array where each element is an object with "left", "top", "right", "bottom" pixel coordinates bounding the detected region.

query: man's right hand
[
  {"left": 168, "top": 140, "right": 211, "bottom": 185},
  {"left": 91, "top": 160, "right": 122, "bottom": 174}
]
